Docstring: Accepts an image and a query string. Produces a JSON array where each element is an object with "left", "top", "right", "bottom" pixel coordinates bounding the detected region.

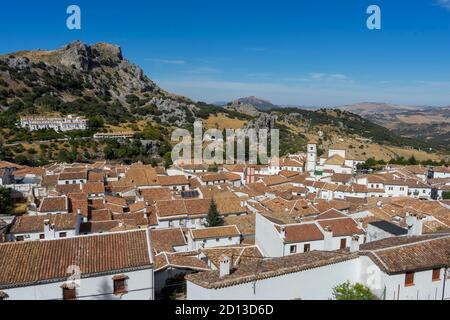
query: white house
[
  {"left": 255, "top": 210, "right": 365, "bottom": 257},
  {"left": 0, "top": 229, "right": 154, "bottom": 300},
  {"left": 8, "top": 214, "right": 81, "bottom": 242},
  {"left": 432, "top": 166, "right": 450, "bottom": 179},
  {"left": 185, "top": 234, "right": 450, "bottom": 300},
  {"left": 57, "top": 171, "right": 88, "bottom": 185},
  {"left": 187, "top": 225, "right": 241, "bottom": 251}
]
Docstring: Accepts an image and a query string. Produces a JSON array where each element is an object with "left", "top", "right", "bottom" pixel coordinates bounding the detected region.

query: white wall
[
  {"left": 187, "top": 255, "right": 450, "bottom": 300},
  {"left": 255, "top": 213, "right": 283, "bottom": 257},
  {"left": 283, "top": 240, "right": 323, "bottom": 256},
  {"left": 191, "top": 236, "right": 241, "bottom": 251},
  {"left": 384, "top": 185, "right": 408, "bottom": 197},
  {"left": 2, "top": 268, "right": 153, "bottom": 300},
  {"left": 187, "top": 258, "right": 360, "bottom": 300}
]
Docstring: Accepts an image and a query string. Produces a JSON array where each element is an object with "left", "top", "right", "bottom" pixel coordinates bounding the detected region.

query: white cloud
[
  {"left": 436, "top": 0, "right": 450, "bottom": 10},
  {"left": 147, "top": 58, "right": 186, "bottom": 65},
  {"left": 184, "top": 67, "right": 221, "bottom": 74},
  {"left": 248, "top": 47, "right": 267, "bottom": 52},
  {"left": 308, "top": 72, "right": 351, "bottom": 82},
  {"left": 310, "top": 72, "right": 326, "bottom": 80}
]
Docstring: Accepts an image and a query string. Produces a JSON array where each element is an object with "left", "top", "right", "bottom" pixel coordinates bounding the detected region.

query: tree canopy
[
  {"left": 332, "top": 282, "right": 377, "bottom": 300},
  {"left": 204, "top": 199, "right": 223, "bottom": 228}
]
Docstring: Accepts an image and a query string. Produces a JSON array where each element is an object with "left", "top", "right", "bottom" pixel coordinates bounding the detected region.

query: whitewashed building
[
  {"left": 255, "top": 210, "right": 365, "bottom": 257},
  {"left": 186, "top": 234, "right": 450, "bottom": 300},
  {"left": 187, "top": 225, "right": 241, "bottom": 251},
  {"left": 20, "top": 115, "right": 87, "bottom": 132},
  {"left": 0, "top": 229, "right": 154, "bottom": 300}
]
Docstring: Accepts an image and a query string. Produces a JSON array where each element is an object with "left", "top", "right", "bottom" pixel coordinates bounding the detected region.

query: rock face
[
  {"left": 59, "top": 41, "right": 91, "bottom": 71},
  {"left": 225, "top": 101, "right": 261, "bottom": 117},
  {"left": 0, "top": 41, "right": 200, "bottom": 126},
  {"left": 234, "top": 96, "right": 278, "bottom": 111},
  {"left": 245, "top": 113, "right": 278, "bottom": 132}
]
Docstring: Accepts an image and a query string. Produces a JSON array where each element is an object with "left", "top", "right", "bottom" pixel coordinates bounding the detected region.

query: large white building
[{"left": 20, "top": 115, "right": 87, "bottom": 132}]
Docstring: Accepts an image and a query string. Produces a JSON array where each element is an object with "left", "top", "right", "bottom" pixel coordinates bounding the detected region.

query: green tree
[
  {"left": 332, "top": 282, "right": 377, "bottom": 300},
  {"left": 163, "top": 152, "right": 173, "bottom": 169},
  {"left": 443, "top": 191, "right": 450, "bottom": 200},
  {"left": 204, "top": 199, "right": 223, "bottom": 228},
  {"left": 0, "top": 187, "right": 13, "bottom": 215}
]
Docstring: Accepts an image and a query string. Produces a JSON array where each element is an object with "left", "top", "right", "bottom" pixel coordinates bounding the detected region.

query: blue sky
[{"left": 1, "top": 0, "right": 450, "bottom": 106}]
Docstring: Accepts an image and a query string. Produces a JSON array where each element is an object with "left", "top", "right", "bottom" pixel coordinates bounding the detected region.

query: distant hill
[
  {"left": 231, "top": 96, "right": 279, "bottom": 111},
  {"left": 336, "top": 103, "right": 450, "bottom": 149}
]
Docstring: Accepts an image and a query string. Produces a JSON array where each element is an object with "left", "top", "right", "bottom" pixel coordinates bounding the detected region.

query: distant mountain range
[
  {"left": 335, "top": 103, "right": 450, "bottom": 149},
  {"left": 220, "top": 99, "right": 450, "bottom": 151}
]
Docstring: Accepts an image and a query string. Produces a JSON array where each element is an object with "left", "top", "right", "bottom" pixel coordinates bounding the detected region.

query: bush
[{"left": 332, "top": 282, "right": 377, "bottom": 300}]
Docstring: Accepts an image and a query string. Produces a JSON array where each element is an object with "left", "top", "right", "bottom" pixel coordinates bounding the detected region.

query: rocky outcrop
[{"left": 244, "top": 113, "right": 278, "bottom": 132}]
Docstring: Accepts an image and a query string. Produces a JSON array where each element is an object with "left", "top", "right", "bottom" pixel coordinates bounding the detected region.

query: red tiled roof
[{"left": 0, "top": 230, "right": 152, "bottom": 289}]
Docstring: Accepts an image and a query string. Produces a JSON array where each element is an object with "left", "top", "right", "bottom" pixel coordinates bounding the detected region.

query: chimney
[
  {"left": 323, "top": 226, "right": 333, "bottom": 251},
  {"left": 376, "top": 201, "right": 382, "bottom": 208},
  {"left": 406, "top": 213, "right": 423, "bottom": 236},
  {"left": 350, "top": 235, "right": 360, "bottom": 252},
  {"left": 280, "top": 227, "right": 286, "bottom": 239},
  {"left": 219, "top": 255, "right": 231, "bottom": 278},
  {"left": 43, "top": 219, "right": 55, "bottom": 239}
]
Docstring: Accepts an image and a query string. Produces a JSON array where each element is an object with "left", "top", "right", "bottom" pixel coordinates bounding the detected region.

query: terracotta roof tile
[
  {"left": 38, "top": 196, "right": 68, "bottom": 213},
  {"left": 0, "top": 230, "right": 152, "bottom": 289},
  {"left": 190, "top": 225, "right": 241, "bottom": 240}
]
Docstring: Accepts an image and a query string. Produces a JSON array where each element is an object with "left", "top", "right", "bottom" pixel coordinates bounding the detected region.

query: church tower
[{"left": 306, "top": 143, "right": 317, "bottom": 172}]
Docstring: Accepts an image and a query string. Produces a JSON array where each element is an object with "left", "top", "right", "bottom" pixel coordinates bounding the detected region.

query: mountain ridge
[{"left": 0, "top": 41, "right": 448, "bottom": 165}]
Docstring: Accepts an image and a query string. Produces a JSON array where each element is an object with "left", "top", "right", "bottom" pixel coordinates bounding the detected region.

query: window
[
  {"left": 340, "top": 238, "right": 347, "bottom": 249},
  {"left": 290, "top": 245, "right": 297, "bottom": 254},
  {"left": 216, "top": 238, "right": 220, "bottom": 242},
  {"left": 62, "top": 287, "right": 76, "bottom": 300},
  {"left": 405, "top": 272, "right": 415, "bottom": 286},
  {"left": 59, "top": 232, "right": 67, "bottom": 238},
  {"left": 432, "top": 268, "right": 441, "bottom": 281},
  {"left": 228, "top": 237, "right": 232, "bottom": 241},
  {"left": 113, "top": 276, "right": 128, "bottom": 295},
  {"left": 304, "top": 244, "right": 311, "bottom": 252},
  {"left": 39, "top": 234, "right": 45, "bottom": 240},
  {"left": 16, "top": 236, "right": 24, "bottom": 242}
]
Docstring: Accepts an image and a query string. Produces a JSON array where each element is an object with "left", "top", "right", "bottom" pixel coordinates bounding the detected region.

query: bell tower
[{"left": 306, "top": 143, "right": 317, "bottom": 172}]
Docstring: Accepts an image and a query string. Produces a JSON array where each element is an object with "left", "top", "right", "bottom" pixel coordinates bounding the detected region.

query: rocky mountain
[
  {"left": 229, "top": 96, "right": 278, "bottom": 111},
  {"left": 0, "top": 41, "right": 212, "bottom": 127}
]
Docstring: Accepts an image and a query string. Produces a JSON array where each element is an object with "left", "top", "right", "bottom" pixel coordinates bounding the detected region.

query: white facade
[
  {"left": 187, "top": 255, "right": 450, "bottom": 300},
  {"left": 1, "top": 268, "right": 153, "bottom": 300},
  {"left": 20, "top": 115, "right": 87, "bottom": 132},
  {"left": 306, "top": 144, "right": 317, "bottom": 173},
  {"left": 187, "top": 258, "right": 360, "bottom": 300},
  {"left": 255, "top": 213, "right": 365, "bottom": 258},
  {"left": 188, "top": 234, "right": 241, "bottom": 251}
]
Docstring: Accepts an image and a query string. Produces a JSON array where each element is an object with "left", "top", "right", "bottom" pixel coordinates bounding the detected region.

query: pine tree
[{"left": 204, "top": 199, "right": 223, "bottom": 227}]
